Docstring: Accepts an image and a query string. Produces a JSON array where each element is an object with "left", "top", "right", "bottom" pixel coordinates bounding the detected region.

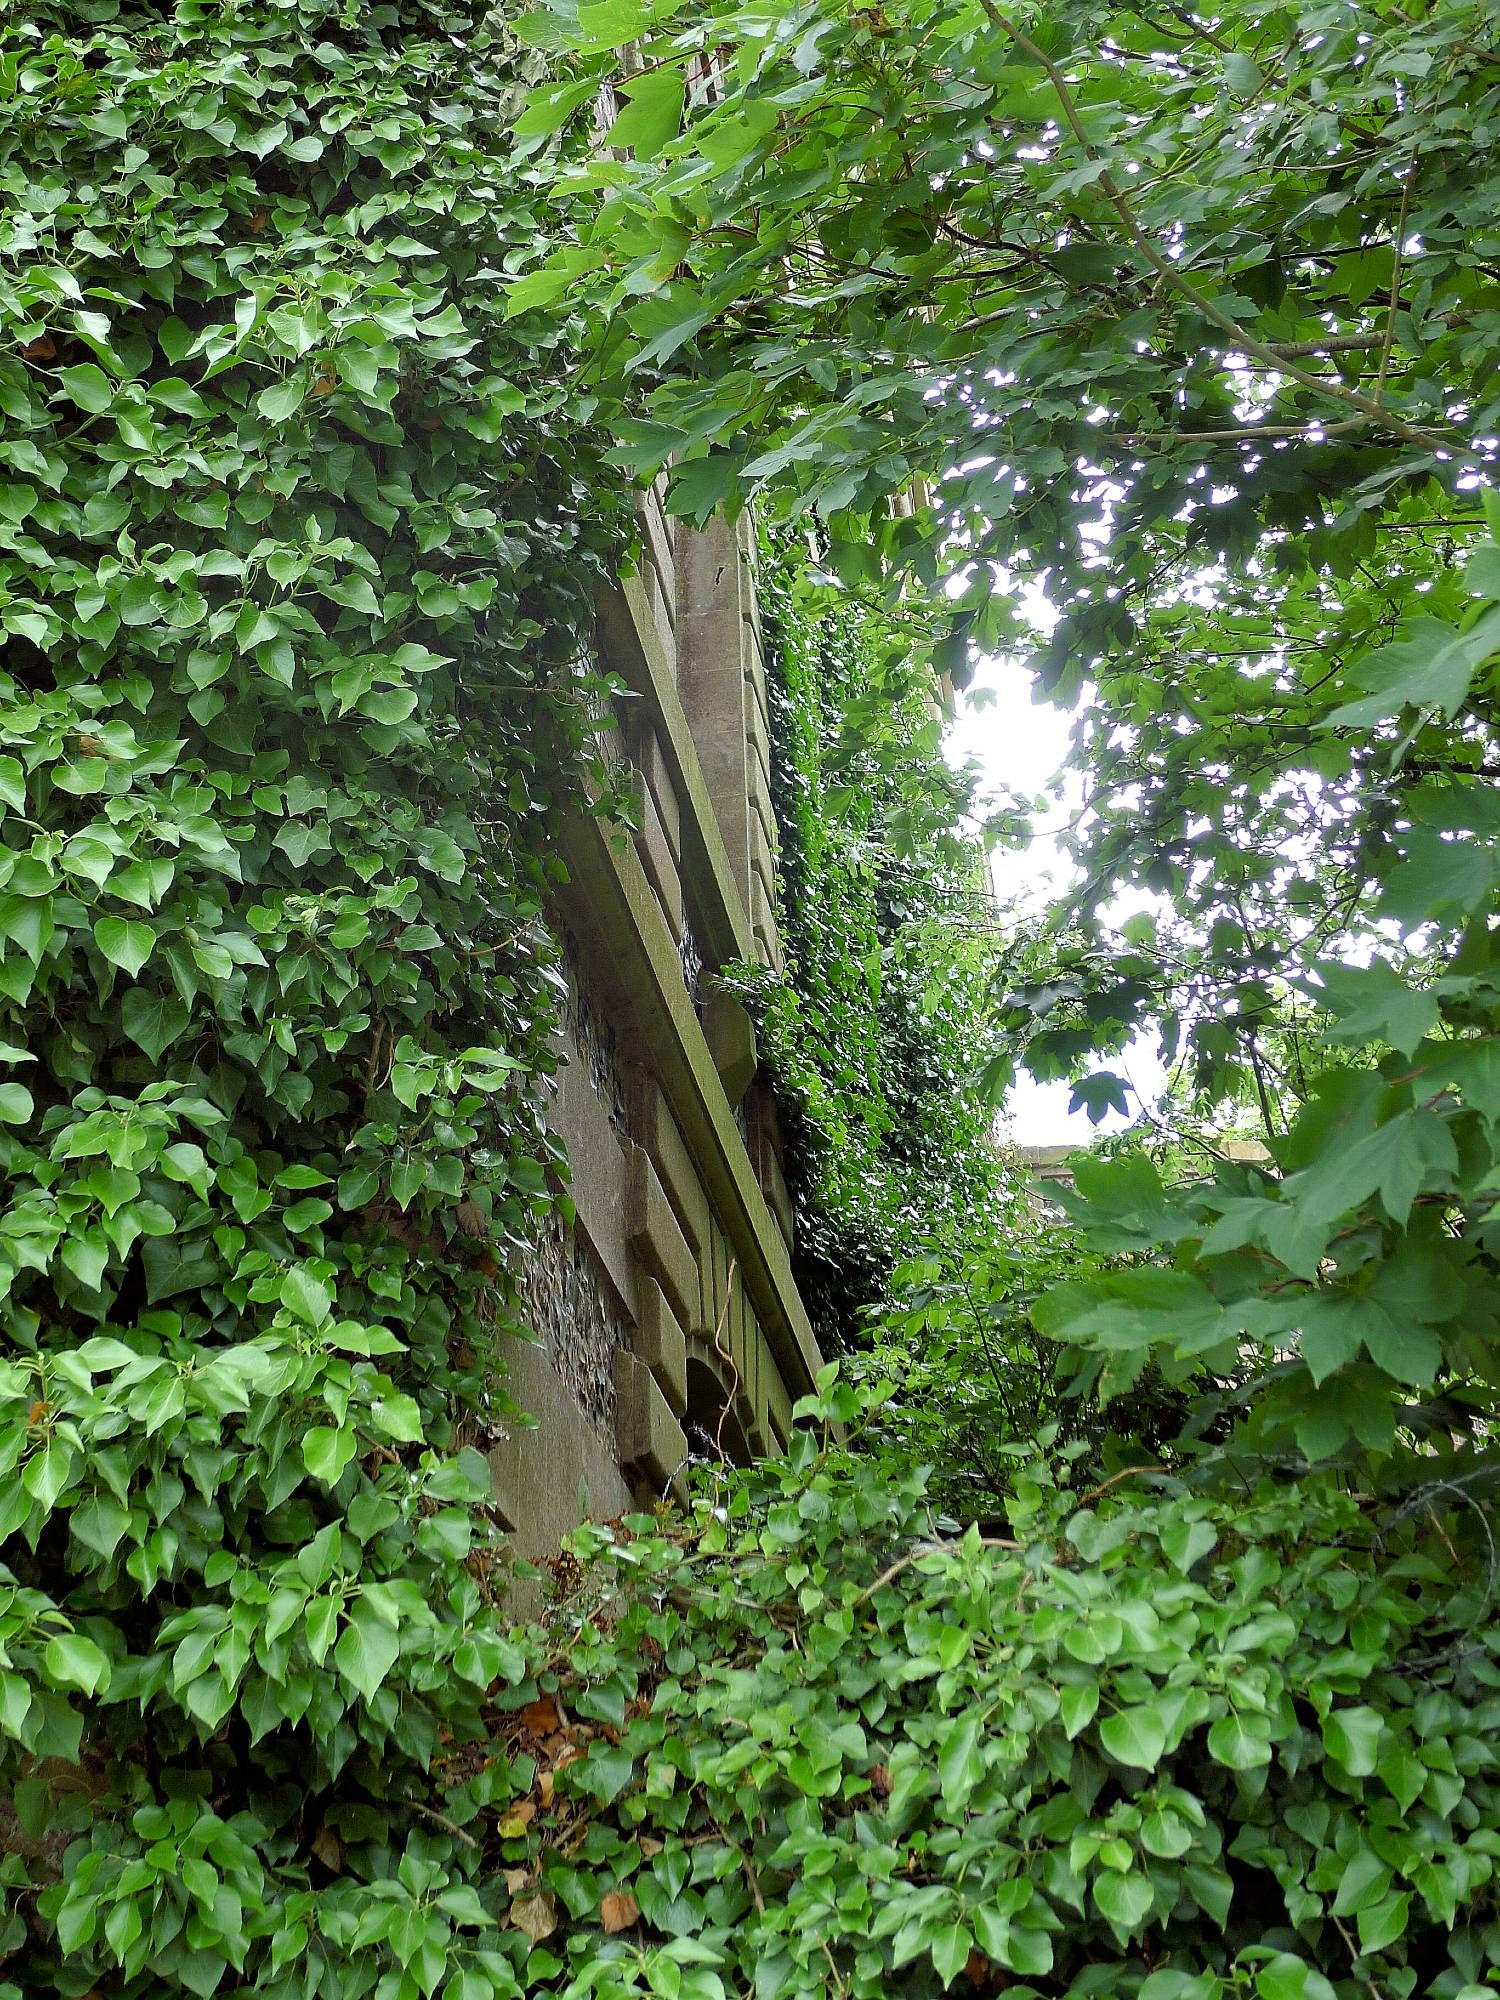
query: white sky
[{"left": 948, "top": 626, "right": 1166, "bottom": 1146}]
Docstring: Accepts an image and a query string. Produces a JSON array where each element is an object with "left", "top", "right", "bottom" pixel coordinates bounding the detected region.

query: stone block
[
  {"left": 679, "top": 604, "right": 747, "bottom": 692},
  {"left": 634, "top": 784, "right": 684, "bottom": 940},
  {"left": 552, "top": 1049, "right": 634, "bottom": 1310},
  {"left": 638, "top": 1084, "right": 709, "bottom": 1263},
  {"left": 742, "top": 618, "right": 768, "bottom": 698},
  {"left": 760, "top": 1147, "right": 794, "bottom": 1250},
  {"left": 636, "top": 726, "right": 680, "bottom": 858},
  {"left": 676, "top": 515, "right": 743, "bottom": 618},
  {"left": 489, "top": 1337, "right": 632, "bottom": 1554},
  {"left": 626, "top": 1143, "right": 698, "bottom": 1328},
  {"left": 643, "top": 558, "right": 675, "bottom": 666},
  {"left": 749, "top": 807, "right": 777, "bottom": 888},
  {"left": 745, "top": 691, "right": 771, "bottom": 781},
  {"left": 634, "top": 1276, "right": 689, "bottom": 1416},
  {"left": 638, "top": 487, "right": 676, "bottom": 605},
  {"left": 616, "top": 1348, "right": 687, "bottom": 1488},
  {"left": 701, "top": 990, "right": 757, "bottom": 1108}
]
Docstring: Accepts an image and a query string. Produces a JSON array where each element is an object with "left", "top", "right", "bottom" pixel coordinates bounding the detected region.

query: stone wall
[{"left": 489, "top": 494, "right": 821, "bottom": 1553}]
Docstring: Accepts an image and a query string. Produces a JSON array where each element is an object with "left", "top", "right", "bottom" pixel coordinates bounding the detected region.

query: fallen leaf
[
  {"left": 964, "top": 1948, "right": 989, "bottom": 1988},
  {"left": 20, "top": 335, "right": 56, "bottom": 362},
  {"left": 521, "top": 1695, "right": 560, "bottom": 1734},
  {"left": 869, "top": 1763, "right": 892, "bottom": 1797},
  {"left": 638, "top": 1836, "right": 663, "bottom": 1860},
  {"left": 600, "top": 1890, "right": 640, "bottom": 1934},
  {"left": 497, "top": 1801, "right": 536, "bottom": 1837},
  {"left": 538, "top": 1769, "right": 555, "bottom": 1808},
  {"left": 503, "top": 1868, "right": 530, "bottom": 1895},
  {"left": 310, "top": 1825, "right": 342, "bottom": 1872},
  {"left": 509, "top": 1891, "right": 559, "bottom": 1945}
]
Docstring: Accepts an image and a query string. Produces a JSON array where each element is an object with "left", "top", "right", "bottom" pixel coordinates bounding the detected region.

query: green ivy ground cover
[{"left": 525, "top": 1380, "right": 1500, "bottom": 2000}]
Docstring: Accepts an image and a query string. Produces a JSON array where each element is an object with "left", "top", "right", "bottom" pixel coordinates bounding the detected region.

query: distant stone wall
[{"left": 488, "top": 494, "right": 822, "bottom": 1554}]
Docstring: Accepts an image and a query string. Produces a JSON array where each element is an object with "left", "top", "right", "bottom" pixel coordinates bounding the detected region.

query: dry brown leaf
[
  {"left": 502, "top": 1868, "right": 530, "bottom": 1895},
  {"left": 869, "top": 1763, "right": 892, "bottom": 1797},
  {"left": 497, "top": 1800, "right": 536, "bottom": 1838},
  {"left": 520, "top": 1695, "right": 560, "bottom": 1735},
  {"left": 509, "top": 1891, "right": 559, "bottom": 1944},
  {"left": 638, "top": 1836, "right": 664, "bottom": 1859},
  {"left": 538, "top": 1769, "right": 555, "bottom": 1808},
  {"left": 600, "top": 1891, "right": 640, "bottom": 1935},
  {"left": 964, "top": 1948, "right": 990, "bottom": 1987},
  {"left": 310, "top": 1825, "right": 342, "bottom": 1872}
]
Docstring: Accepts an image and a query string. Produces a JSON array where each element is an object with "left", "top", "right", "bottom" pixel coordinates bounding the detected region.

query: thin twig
[
  {"left": 713, "top": 1257, "right": 741, "bottom": 1463},
  {"left": 1077, "top": 1462, "right": 1165, "bottom": 1505},
  {"left": 851, "top": 1535, "right": 1022, "bottom": 1610},
  {"left": 1376, "top": 152, "right": 1418, "bottom": 407},
  {"left": 1101, "top": 418, "right": 1372, "bottom": 445},
  {"left": 1333, "top": 1914, "right": 1389, "bottom": 2000},
  {"left": 403, "top": 1800, "right": 480, "bottom": 1849}
]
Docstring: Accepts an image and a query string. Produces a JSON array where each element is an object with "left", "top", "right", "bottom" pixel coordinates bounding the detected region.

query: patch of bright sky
[{"left": 947, "top": 579, "right": 1167, "bottom": 1145}]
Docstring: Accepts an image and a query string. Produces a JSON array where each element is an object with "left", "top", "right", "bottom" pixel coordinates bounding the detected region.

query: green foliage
[
  {"left": 723, "top": 531, "right": 1000, "bottom": 1348},
  {"left": 464, "top": 1376, "right": 1500, "bottom": 2000},
  {"left": 858, "top": 1218, "right": 1201, "bottom": 1517},
  {"left": 518, "top": 0, "right": 1500, "bottom": 1098},
  {"left": 0, "top": 0, "right": 629, "bottom": 1989},
  {"left": 1019, "top": 519, "right": 1500, "bottom": 1468}
]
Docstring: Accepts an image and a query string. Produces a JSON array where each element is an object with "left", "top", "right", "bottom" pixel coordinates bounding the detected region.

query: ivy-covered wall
[
  {"left": 747, "top": 534, "right": 1000, "bottom": 1348},
  {"left": 0, "top": 1, "right": 631, "bottom": 1988}
]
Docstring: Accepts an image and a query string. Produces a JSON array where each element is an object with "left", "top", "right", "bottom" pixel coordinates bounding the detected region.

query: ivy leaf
[
  {"left": 1256, "top": 1957, "right": 1338, "bottom": 2000},
  {"left": 93, "top": 916, "right": 155, "bottom": 977},
  {"left": 58, "top": 362, "right": 115, "bottom": 412},
  {"left": 303, "top": 1427, "right": 357, "bottom": 1485},
  {"left": 937, "top": 1712, "right": 983, "bottom": 1810},
  {"left": 514, "top": 77, "right": 599, "bottom": 138},
  {"left": 43, "top": 1632, "right": 110, "bottom": 1696},
  {"left": 281, "top": 1266, "right": 332, "bottom": 1325},
  {"left": 0, "top": 1082, "right": 33, "bottom": 1124},
  {"left": 121, "top": 987, "right": 191, "bottom": 1061},
  {"left": 1099, "top": 1703, "right": 1167, "bottom": 1770},
  {"left": 257, "top": 376, "right": 306, "bottom": 421},
  {"left": 334, "top": 1605, "right": 401, "bottom": 1703},
  {"left": 1206, "top": 1712, "right": 1272, "bottom": 1769},
  {"left": 1092, "top": 1870, "right": 1153, "bottom": 1935},
  {"left": 1323, "top": 1706, "right": 1384, "bottom": 1777}
]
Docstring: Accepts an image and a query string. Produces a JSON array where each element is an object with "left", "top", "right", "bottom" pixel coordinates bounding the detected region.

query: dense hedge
[{"left": 0, "top": 0, "right": 625, "bottom": 1990}]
